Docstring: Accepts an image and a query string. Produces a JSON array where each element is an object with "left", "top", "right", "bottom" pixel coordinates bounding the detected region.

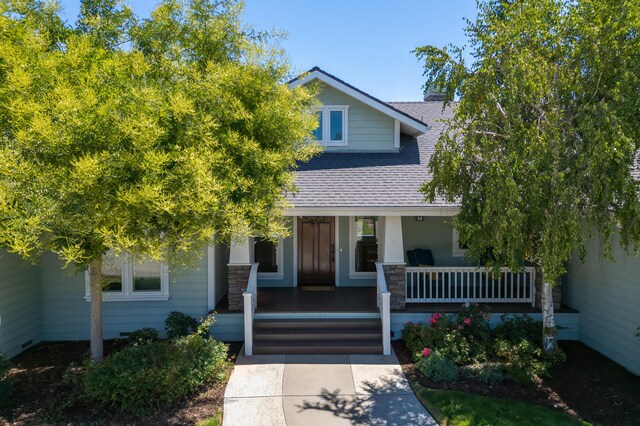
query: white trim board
[
  {"left": 289, "top": 68, "right": 428, "bottom": 136},
  {"left": 285, "top": 207, "right": 460, "bottom": 217}
]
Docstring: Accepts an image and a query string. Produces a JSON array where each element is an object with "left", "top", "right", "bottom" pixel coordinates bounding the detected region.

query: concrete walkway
[{"left": 223, "top": 349, "right": 436, "bottom": 426}]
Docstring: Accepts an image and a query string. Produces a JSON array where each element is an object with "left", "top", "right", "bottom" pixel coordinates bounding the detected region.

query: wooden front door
[{"left": 298, "top": 217, "right": 335, "bottom": 285}]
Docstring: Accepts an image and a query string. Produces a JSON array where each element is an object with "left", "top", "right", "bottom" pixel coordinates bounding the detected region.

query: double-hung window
[
  {"left": 254, "top": 237, "right": 283, "bottom": 279},
  {"left": 85, "top": 250, "right": 169, "bottom": 301},
  {"left": 312, "top": 105, "right": 349, "bottom": 146}
]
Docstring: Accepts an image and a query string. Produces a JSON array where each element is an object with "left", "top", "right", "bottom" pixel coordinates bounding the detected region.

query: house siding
[
  {"left": 0, "top": 250, "right": 41, "bottom": 358},
  {"left": 401, "top": 216, "right": 473, "bottom": 267},
  {"left": 565, "top": 231, "right": 640, "bottom": 374},
  {"left": 40, "top": 251, "right": 210, "bottom": 341},
  {"left": 317, "top": 85, "right": 395, "bottom": 152}
]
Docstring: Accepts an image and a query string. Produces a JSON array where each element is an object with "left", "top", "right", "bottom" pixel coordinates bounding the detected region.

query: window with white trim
[
  {"left": 85, "top": 250, "right": 169, "bottom": 301},
  {"left": 349, "top": 216, "right": 378, "bottom": 277},
  {"left": 312, "top": 105, "right": 349, "bottom": 146},
  {"left": 254, "top": 237, "right": 283, "bottom": 279},
  {"left": 452, "top": 229, "right": 468, "bottom": 257}
]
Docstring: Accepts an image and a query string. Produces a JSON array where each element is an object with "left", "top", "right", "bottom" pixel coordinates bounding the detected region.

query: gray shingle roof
[{"left": 287, "top": 101, "right": 457, "bottom": 209}]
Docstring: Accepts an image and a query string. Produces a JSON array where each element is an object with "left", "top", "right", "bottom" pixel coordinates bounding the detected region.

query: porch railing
[
  {"left": 405, "top": 266, "right": 536, "bottom": 307},
  {"left": 243, "top": 263, "right": 259, "bottom": 356},
  {"left": 375, "top": 262, "right": 391, "bottom": 355}
]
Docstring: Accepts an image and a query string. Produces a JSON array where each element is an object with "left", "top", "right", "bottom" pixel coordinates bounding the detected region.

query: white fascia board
[
  {"left": 290, "top": 71, "right": 428, "bottom": 135},
  {"left": 284, "top": 206, "right": 460, "bottom": 217}
]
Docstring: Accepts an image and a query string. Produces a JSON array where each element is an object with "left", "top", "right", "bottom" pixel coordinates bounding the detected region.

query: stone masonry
[
  {"left": 383, "top": 264, "right": 406, "bottom": 310},
  {"left": 228, "top": 265, "right": 251, "bottom": 311},
  {"left": 534, "top": 269, "right": 562, "bottom": 311}
]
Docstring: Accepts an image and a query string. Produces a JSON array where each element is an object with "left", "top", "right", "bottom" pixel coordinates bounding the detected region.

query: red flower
[
  {"left": 429, "top": 313, "right": 442, "bottom": 325},
  {"left": 464, "top": 317, "right": 472, "bottom": 326},
  {"left": 422, "top": 347, "right": 432, "bottom": 357}
]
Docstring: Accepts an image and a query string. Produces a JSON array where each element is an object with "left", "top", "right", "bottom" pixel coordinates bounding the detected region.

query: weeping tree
[
  {"left": 415, "top": 0, "right": 640, "bottom": 351},
  {"left": 0, "top": 0, "right": 319, "bottom": 361}
]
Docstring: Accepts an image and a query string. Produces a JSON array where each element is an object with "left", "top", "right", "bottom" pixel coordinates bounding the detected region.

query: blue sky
[{"left": 55, "top": 1, "right": 477, "bottom": 101}]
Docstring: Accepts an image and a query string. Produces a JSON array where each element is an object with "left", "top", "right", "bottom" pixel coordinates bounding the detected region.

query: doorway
[{"left": 297, "top": 217, "right": 335, "bottom": 285}]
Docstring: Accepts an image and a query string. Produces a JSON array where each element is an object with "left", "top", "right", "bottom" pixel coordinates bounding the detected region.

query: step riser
[
  {"left": 253, "top": 346, "right": 383, "bottom": 355},
  {"left": 254, "top": 321, "right": 381, "bottom": 330},
  {"left": 254, "top": 333, "right": 382, "bottom": 341}
]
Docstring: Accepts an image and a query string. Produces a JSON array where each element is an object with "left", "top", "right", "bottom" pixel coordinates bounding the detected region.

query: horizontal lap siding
[
  {"left": 0, "top": 251, "right": 40, "bottom": 358},
  {"left": 317, "top": 85, "right": 395, "bottom": 152},
  {"left": 565, "top": 232, "right": 640, "bottom": 374},
  {"left": 41, "top": 252, "right": 209, "bottom": 341},
  {"left": 211, "top": 313, "right": 243, "bottom": 342},
  {"left": 401, "top": 217, "right": 474, "bottom": 267}
]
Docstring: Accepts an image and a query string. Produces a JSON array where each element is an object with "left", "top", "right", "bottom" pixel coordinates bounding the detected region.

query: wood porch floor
[{"left": 214, "top": 286, "right": 576, "bottom": 314}]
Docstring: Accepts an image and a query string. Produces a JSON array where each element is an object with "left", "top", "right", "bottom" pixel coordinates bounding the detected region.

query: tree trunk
[
  {"left": 541, "top": 278, "right": 558, "bottom": 352},
  {"left": 89, "top": 258, "right": 104, "bottom": 362}
]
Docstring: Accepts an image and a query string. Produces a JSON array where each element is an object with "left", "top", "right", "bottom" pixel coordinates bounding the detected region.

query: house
[{"left": 0, "top": 68, "right": 637, "bottom": 374}]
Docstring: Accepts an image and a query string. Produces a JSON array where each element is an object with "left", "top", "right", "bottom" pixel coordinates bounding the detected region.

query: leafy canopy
[
  {"left": 415, "top": 0, "right": 640, "bottom": 280},
  {"left": 0, "top": 0, "right": 319, "bottom": 268}
]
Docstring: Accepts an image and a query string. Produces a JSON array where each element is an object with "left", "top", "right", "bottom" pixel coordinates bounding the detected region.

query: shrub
[
  {"left": 494, "top": 338, "right": 547, "bottom": 384},
  {"left": 416, "top": 351, "right": 459, "bottom": 382},
  {"left": 0, "top": 353, "right": 12, "bottom": 408},
  {"left": 84, "top": 335, "right": 229, "bottom": 413},
  {"left": 165, "top": 311, "right": 198, "bottom": 338},
  {"left": 127, "top": 327, "right": 160, "bottom": 346},
  {"left": 195, "top": 311, "right": 217, "bottom": 338},
  {"left": 461, "top": 362, "right": 505, "bottom": 383},
  {"left": 493, "top": 314, "right": 542, "bottom": 344}
]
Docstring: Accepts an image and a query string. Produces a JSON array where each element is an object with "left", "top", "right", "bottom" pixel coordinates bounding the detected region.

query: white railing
[
  {"left": 243, "top": 263, "right": 259, "bottom": 356},
  {"left": 375, "top": 262, "right": 391, "bottom": 356},
  {"left": 405, "top": 266, "right": 536, "bottom": 307}
]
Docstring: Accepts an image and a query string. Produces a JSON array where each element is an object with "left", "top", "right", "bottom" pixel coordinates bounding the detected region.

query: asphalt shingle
[{"left": 286, "top": 101, "right": 455, "bottom": 208}]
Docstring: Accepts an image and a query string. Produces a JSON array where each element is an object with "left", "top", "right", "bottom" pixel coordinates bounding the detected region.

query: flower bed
[{"left": 402, "top": 304, "right": 566, "bottom": 384}]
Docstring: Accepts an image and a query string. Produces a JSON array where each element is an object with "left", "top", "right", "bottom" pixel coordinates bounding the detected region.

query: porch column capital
[
  {"left": 382, "top": 215, "right": 404, "bottom": 264},
  {"left": 229, "top": 236, "right": 252, "bottom": 265}
]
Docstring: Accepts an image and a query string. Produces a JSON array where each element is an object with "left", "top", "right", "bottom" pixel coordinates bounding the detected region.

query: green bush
[
  {"left": 416, "top": 351, "right": 459, "bottom": 382},
  {"left": 493, "top": 314, "right": 542, "bottom": 344},
  {"left": 461, "top": 362, "right": 505, "bottom": 383},
  {"left": 127, "top": 327, "right": 160, "bottom": 346},
  {"left": 165, "top": 311, "right": 198, "bottom": 338},
  {"left": 84, "top": 335, "right": 229, "bottom": 414},
  {"left": 494, "top": 339, "right": 547, "bottom": 384},
  {"left": 0, "top": 352, "right": 12, "bottom": 408}
]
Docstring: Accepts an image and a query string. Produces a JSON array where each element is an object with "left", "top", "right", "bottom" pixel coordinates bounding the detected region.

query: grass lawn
[
  {"left": 414, "top": 385, "right": 590, "bottom": 426},
  {"left": 195, "top": 413, "right": 222, "bottom": 426}
]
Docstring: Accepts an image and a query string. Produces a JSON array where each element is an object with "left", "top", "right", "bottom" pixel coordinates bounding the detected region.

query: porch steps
[{"left": 252, "top": 318, "right": 383, "bottom": 355}]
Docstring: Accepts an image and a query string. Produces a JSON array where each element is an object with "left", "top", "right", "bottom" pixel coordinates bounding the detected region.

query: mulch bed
[
  {"left": 393, "top": 340, "right": 640, "bottom": 426},
  {"left": 1, "top": 339, "right": 242, "bottom": 425}
]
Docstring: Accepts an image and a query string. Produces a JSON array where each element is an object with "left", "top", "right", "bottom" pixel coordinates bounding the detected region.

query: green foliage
[
  {"left": 494, "top": 339, "right": 547, "bottom": 384},
  {"left": 165, "top": 311, "right": 198, "bottom": 338},
  {"left": 461, "top": 362, "right": 505, "bottom": 384},
  {"left": 195, "top": 311, "right": 217, "bottom": 338},
  {"left": 415, "top": 0, "right": 640, "bottom": 284},
  {"left": 84, "top": 335, "right": 229, "bottom": 414},
  {"left": 0, "top": 0, "right": 320, "bottom": 269},
  {"left": 493, "top": 314, "right": 542, "bottom": 345},
  {"left": 416, "top": 351, "right": 459, "bottom": 383},
  {"left": 0, "top": 352, "right": 12, "bottom": 408},
  {"left": 127, "top": 327, "right": 160, "bottom": 346}
]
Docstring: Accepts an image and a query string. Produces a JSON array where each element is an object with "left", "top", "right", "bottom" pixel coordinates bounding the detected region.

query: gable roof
[
  {"left": 286, "top": 101, "right": 457, "bottom": 213},
  {"left": 288, "top": 67, "right": 428, "bottom": 137}
]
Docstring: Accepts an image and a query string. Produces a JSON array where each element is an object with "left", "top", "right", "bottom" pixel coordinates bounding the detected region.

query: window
[
  {"left": 350, "top": 216, "right": 378, "bottom": 277},
  {"left": 85, "top": 250, "right": 169, "bottom": 301},
  {"left": 312, "top": 105, "right": 349, "bottom": 146},
  {"left": 254, "top": 237, "right": 283, "bottom": 279},
  {"left": 452, "top": 229, "right": 468, "bottom": 257}
]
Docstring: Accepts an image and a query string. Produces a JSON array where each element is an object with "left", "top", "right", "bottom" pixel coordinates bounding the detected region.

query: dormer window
[{"left": 312, "top": 105, "right": 349, "bottom": 146}]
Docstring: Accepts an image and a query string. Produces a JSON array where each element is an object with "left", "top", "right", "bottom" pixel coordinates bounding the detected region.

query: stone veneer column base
[
  {"left": 535, "top": 269, "right": 562, "bottom": 310},
  {"left": 383, "top": 264, "right": 406, "bottom": 311},
  {"left": 228, "top": 264, "right": 251, "bottom": 311}
]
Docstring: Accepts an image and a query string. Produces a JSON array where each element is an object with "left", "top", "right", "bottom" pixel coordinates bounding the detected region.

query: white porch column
[
  {"left": 229, "top": 236, "right": 252, "bottom": 265},
  {"left": 382, "top": 216, "right": 404, "bottom": 264}
]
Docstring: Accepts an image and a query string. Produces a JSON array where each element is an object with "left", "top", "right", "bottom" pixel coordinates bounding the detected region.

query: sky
[{"left": 54, "top": 0, "right": 478, "bottom": 101}]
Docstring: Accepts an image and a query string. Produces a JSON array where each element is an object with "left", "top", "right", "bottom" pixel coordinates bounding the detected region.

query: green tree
[
  {"left": 415, "top": 0, "right": 640, "bottom": 351},
  {"left": 0, "top": 0, "right": 319, "bottom": 361}
]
